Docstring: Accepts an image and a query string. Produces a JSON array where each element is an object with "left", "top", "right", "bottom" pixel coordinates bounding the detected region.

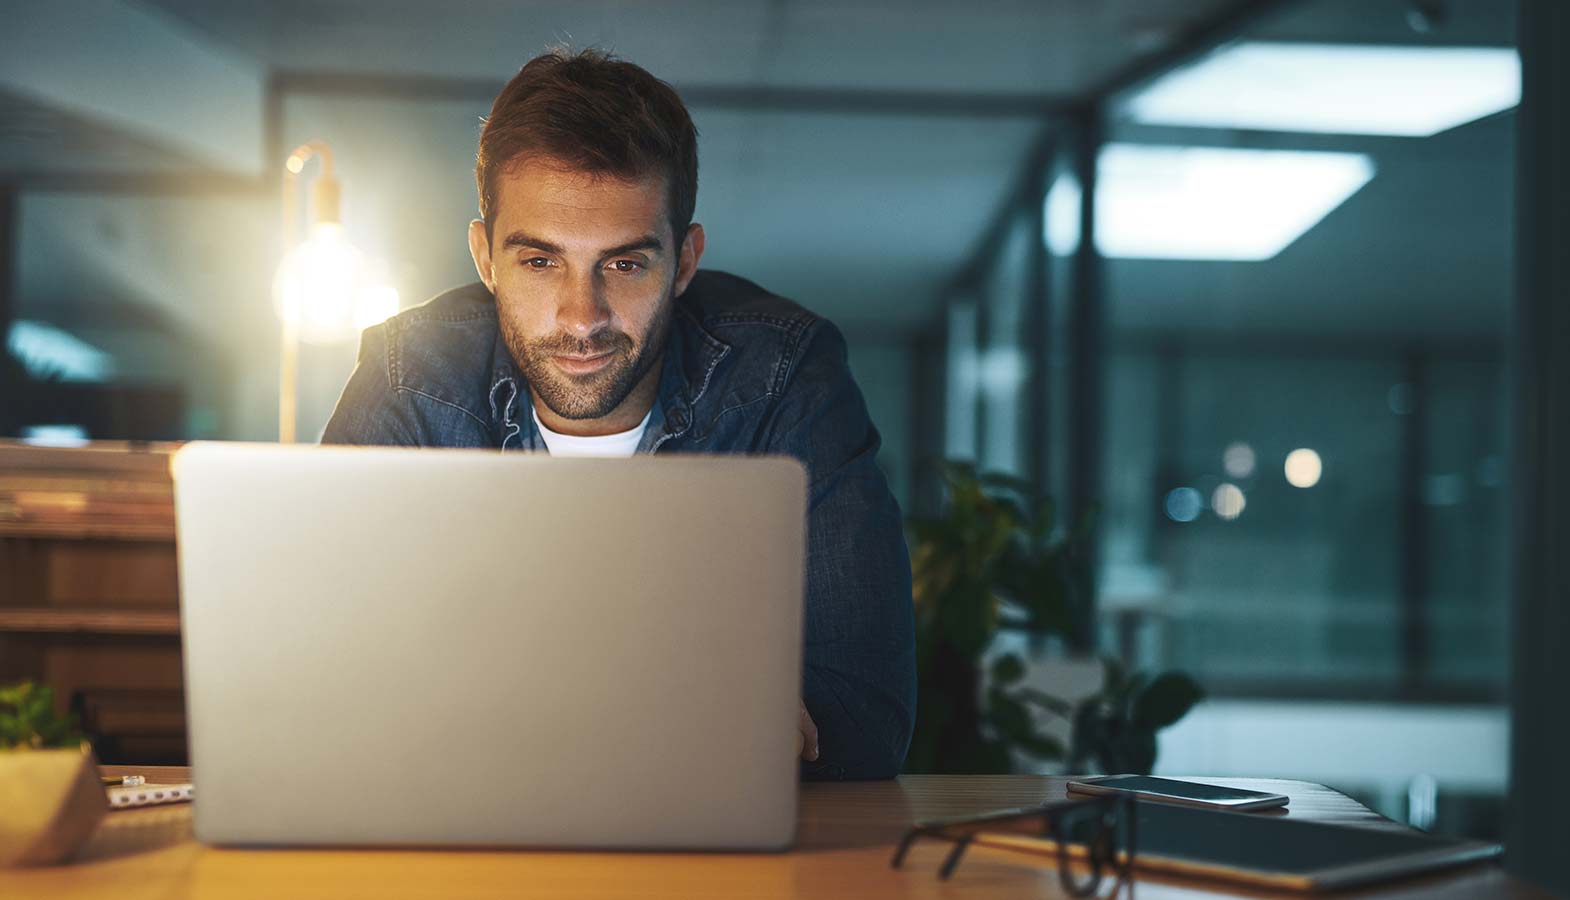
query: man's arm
[{"left": 763, "top": 319, "right": 917, "bottom": 780}]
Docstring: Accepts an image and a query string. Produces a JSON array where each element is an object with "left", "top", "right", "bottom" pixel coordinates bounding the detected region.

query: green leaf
[
  {"left": 986, "top": 690, "right": 1032, "bottom": 742},
  {"left": 1016, "top": 687, "right": 1074, "bottom": 719},
  {"left": 911, "top": 553, "right": 958, "bottom": 608},
  {"left": 905, "top": 519, "right": 950, "bottom": 546},
  {"left": 1134, "top": 672, "right": 1205, "bottom": 729},
  {"left": 1070, "top": 699, "right": 1103, "bottom": 770},
  {"left": 1119, "top": 671, "right": 1150, "bottom": 718},
  {"left": 24, "top": 689, "right": 51, "bottom": 727},
  {"left": 1013, "top": 732, "right": 1066, "bottom": 760},
  {"left": 1100, "top": 656, "right": 1125, "bottom": 698},
  {"left": 990, "top": 654, "right": 1026, "bottom": 685},
  {"left": 1101, "top": 727, "right": 1159, "bottom": 776},
  {"left": 985, "top": 494, "right": 1029, "bottom": 530},
  {"left": 0, "top": 681, "right": 81, "bottom": 750},
  {"left": 997, "top": 559, "right": 1071, "bottom": 639},
  {"left": 941, "top": 459, "right": 978, "bottom": 485},
  {"left": 1031, "top": 497, "right": 1057, "bottom": 541},
  {"left": 979, "top": 531, "right": 1015, "bottom": 580},
  {"left": 0, "top": 682, "right": 28, "bottom": 707}
]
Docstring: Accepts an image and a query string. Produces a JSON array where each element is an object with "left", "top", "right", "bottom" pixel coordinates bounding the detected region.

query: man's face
[{"left": 469, "top": 156, "right": 702, "bottom": 424}]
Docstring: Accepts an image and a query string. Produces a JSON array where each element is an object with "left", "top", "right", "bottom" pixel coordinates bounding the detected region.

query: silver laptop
[{"left": 171, "top": 441, "right": 806, "bottom": 850}]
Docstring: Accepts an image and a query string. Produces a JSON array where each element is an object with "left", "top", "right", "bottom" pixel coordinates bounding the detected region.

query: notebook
[{"left": 980, "top": 801, "right": 1501, "bottom": 892}]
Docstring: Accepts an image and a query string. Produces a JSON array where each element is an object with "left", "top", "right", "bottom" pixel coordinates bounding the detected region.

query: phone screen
[{"left": 1090, "top": 776, "right": 1275, "bottom": 802}]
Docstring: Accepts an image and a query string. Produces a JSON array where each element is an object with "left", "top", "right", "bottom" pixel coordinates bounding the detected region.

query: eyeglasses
[{"left": 890, "top": 794, "right": 1137, "bottom": 895}]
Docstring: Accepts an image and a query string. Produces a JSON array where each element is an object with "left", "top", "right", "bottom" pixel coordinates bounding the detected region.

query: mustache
[{"left": 529, "top": 330, "right": 634, "bottom": 357}]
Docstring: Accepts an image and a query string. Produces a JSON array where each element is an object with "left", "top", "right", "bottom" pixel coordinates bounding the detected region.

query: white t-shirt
[{"left": 532, "top": 407, "right": 652, "bottom": 458}]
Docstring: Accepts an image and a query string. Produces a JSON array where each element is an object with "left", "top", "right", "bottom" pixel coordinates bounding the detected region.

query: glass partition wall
[{"left": 934, "top": 0, "right": 1515, "bottom": 839}]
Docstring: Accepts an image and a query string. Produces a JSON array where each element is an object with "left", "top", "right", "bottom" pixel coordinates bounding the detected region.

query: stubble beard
[{"left": 500, "top": 288, "right": 675, "bottom": 421}]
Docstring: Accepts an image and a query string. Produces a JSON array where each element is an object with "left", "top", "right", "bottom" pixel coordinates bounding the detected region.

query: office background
[{"left": 1, "top": 0, "right": 1554, "bottom": 869}]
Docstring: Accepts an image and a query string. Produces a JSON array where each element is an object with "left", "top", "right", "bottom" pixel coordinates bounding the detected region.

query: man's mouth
[{"left": 551, "top": 351, "right": 615, "bottom": 375}]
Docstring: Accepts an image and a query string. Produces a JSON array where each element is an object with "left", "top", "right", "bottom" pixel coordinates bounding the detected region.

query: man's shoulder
[
  {"left": 678, "top": 270, "right": 849, "bottom": 403},
  {"left": 680, "top": 270, "right": 820, "bottom": 335},
  {"left": 393, "top": 281, "right": 498, "bottom": 328},
  {"left": 372, "top": 282, "right": 499, "bottom": 406}
]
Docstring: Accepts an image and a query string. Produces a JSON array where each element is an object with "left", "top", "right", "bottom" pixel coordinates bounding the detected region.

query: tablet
[{"left": 982, "top": 800, "right": 1501, "bottom": 891}]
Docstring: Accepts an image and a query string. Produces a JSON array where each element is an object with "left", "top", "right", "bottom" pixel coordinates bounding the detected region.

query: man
[{"left": 322, "top": 48, "right": 915, "bottom": 780}]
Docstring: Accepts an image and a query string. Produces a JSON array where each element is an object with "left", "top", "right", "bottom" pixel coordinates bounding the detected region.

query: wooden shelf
[
  {"left": 0, "top": 608, "right": 181, "bottom": 635},
  {"left": 0, "top": 440, "right": 183, "bottom": 472},
  {"left": 0, "top": 520, "right": 176, "bottom": 541},
  {"left": 0, "top": 440, "right": 178, "bottom": 541},
  {"left": 0, "top": 441, "right": 188, "bottom": 764}
]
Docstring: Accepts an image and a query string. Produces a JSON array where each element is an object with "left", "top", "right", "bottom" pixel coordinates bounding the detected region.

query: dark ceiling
[{"left": 2, "top": 0, "right": 1521, "bottom": 355}]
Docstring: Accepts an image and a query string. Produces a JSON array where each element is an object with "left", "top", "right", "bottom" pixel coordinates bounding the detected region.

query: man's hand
[{"left": 797, "top": 700, "right": 819, "bottom": 762}]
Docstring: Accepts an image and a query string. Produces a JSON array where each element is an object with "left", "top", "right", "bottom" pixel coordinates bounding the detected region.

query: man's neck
[{"left": 530, "top": 353, "right": 663, "bottom": 437}]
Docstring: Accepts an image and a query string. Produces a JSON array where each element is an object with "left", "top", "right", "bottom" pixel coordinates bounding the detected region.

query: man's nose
[{"left": 557, "top": 271, "right": 613, "bottom": 338}]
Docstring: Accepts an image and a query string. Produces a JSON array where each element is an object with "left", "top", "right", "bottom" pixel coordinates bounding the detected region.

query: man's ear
[
  {"left": 467, "top": 218, "right": 495, "bottom": 293},
  {"left": 673, "top": 223, "right": 706, "bottom": 297}
]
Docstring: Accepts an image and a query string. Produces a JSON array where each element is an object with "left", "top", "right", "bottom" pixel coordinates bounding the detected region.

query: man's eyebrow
[
  {"left": 601, "top": 234, "right": 666, "bottom": 257},
  {"left": 499, "top": 232, "right": 565, "bottom": 254},
  {"left": 499, "top": 231, "right": 665, "bottom": 258}
]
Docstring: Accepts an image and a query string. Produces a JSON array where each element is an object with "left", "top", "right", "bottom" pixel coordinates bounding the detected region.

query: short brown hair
[{"left": 476, "top": 48, "right": 699, "bottom": 244}]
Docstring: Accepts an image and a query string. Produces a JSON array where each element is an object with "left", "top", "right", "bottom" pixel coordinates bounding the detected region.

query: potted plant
[
  {"left": 905, "top": 462, "right": 1202, "bottom": 775},
  {"left": 0, "top": 681, "right": 106, "bottom": 867}
]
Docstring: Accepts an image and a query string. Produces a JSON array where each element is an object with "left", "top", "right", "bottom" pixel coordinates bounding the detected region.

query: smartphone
[{"left": 1067, "top": 775, "right": 1289, "bottom": 811}]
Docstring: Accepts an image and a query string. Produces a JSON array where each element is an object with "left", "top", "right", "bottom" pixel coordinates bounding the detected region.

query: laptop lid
[{"left": 172, "top": 442, "right": 806, "bottom": 850}]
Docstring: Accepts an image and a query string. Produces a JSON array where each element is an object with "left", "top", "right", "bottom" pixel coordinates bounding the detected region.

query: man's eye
[
  {"left": 524, "top": 257, "right": 552, "bottom": 270},
  {"left": 609, "top": 260, "right": 643, "bottom": 273}
]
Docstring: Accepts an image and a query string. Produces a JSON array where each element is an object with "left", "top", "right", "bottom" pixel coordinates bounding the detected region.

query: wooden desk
[{"left": 0, "top": 768, "right": 1540, "bottom": 899}]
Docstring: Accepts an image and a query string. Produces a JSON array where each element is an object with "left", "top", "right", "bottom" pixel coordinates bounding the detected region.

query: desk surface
[{"left": 0, "top": 766, "right": 1541, "bottom": 899}]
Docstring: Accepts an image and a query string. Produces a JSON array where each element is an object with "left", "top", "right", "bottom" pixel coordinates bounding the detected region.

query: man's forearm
[{"left": 802, "top": 659, "right": 913, "bottom": 780}]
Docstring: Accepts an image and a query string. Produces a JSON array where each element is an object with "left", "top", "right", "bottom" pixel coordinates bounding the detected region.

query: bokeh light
[
  {"left": 1284, "top": 448, "right": 1323, "bottom": 488},
  {"left": 1165, "top": 487, "right": 1204, "bottom": 522},
  {"left": 1223, "top": 441, "right": 1257, "bottom": 479},
  {"left": 273, "top": 223, "right": 400, "bottom": 342},
  {"left": 1211, "top": 483, "right": 1246, "bottom": 520}
]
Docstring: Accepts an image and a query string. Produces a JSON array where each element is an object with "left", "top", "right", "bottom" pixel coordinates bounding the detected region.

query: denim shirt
[{"left": 321, "top": 270, "right": 916, "bottom": 780}]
